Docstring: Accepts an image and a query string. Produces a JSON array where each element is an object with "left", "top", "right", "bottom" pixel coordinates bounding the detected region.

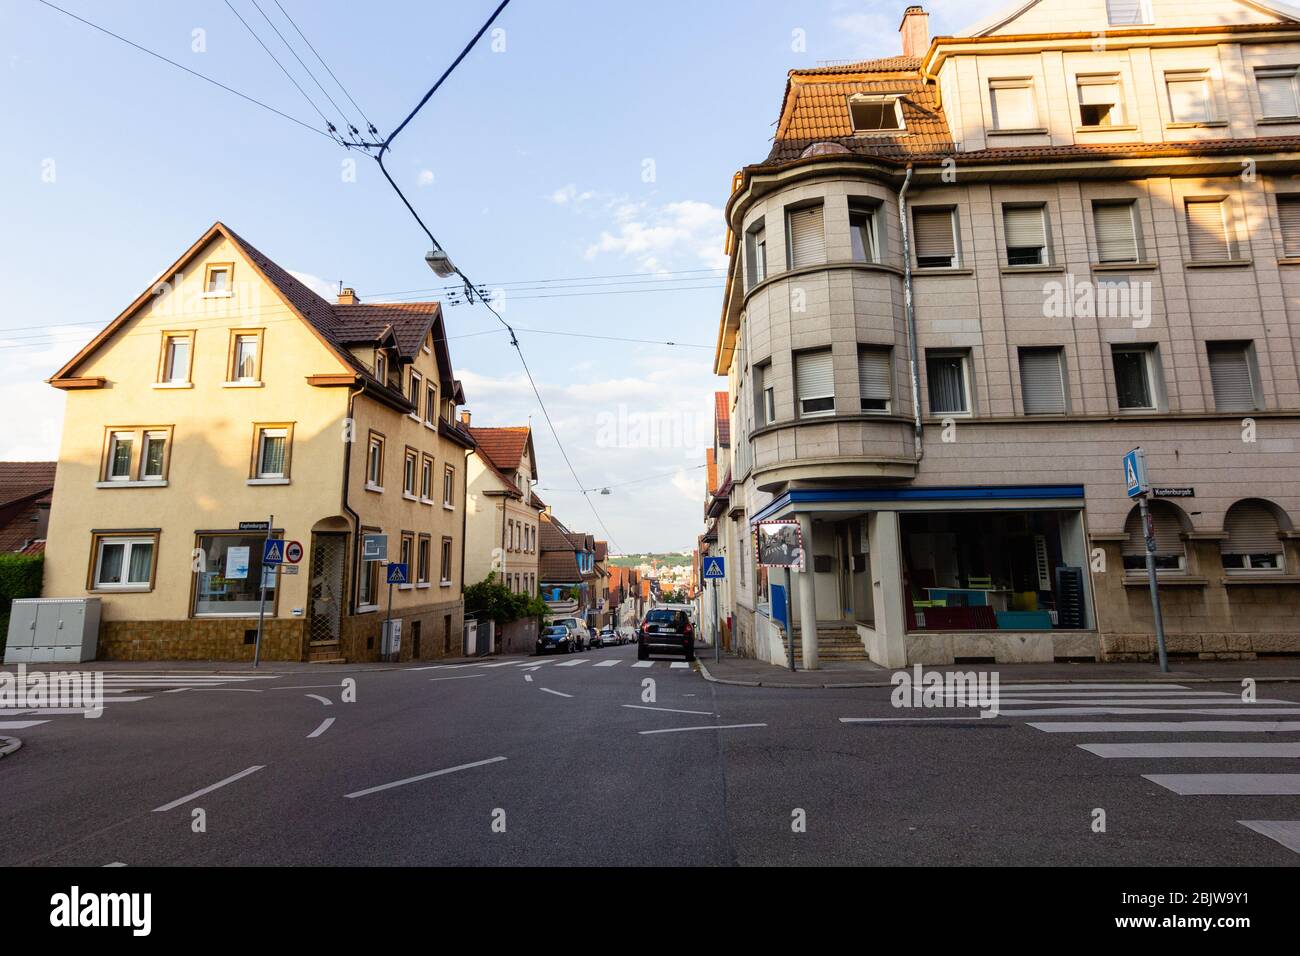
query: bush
[
  {"left": 0, "top": 553, "right": 43, "bottom": 655},
  {"left": 464, "top": 573, "right": 547, "bottom": 626}
]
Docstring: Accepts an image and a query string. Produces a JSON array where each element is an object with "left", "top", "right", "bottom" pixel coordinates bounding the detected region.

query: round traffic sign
[{"left": 285, "top": 540, "right": 304, "bottom": 565}]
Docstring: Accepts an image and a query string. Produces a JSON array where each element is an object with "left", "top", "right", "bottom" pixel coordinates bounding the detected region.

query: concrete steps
[
  {"left": 308, "top": 641, "right": 345, "bottom": 663},
  {"left": 791, "top": 623, "right": 869, "bottom": 662}
]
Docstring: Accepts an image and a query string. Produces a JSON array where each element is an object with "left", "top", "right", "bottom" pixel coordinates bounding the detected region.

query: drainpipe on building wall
[
  {"left": 341, "top": 382, "right": 364, "bottom": 615},
  {"left": 898, "top": 164, "right": 924, "bottom": 462}
]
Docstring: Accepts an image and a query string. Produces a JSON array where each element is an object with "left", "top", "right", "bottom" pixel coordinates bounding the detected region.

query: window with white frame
[
  {"left": 1093, "top": 200, "right": 1141, "bottom": 263},
  {"left": 374, "top": 350, "right": 388, "bottom": 386},
  {"left": 1185, "top": 198, "right": 1235, "bottom": 261},
  {"left": 746, "top": 220, "right": 767, "bottom": 288},
  {"left": 989, "top": 79, "right": 1038, "bottom": 130},
  {"left": 1207, "top": 341, "right": 1260, "bottom": 412},
  {"left": 367, "top": 433, "right": 384, "bottom": 489},
  {"left": 232, "top": 333, "right": 260, "bottom": 382},
  {"left": 1106, "top": 0, "right": 1152, "bottom": 26},
  {"left": 106, "top": 431, "right": 134, "bottom": 481},
  {"left": 849, "top": 203, "right": 878, "bottom": 263},
  {"left": 1112, "top": 346, "right": 1159, "bottom": 411},
  {"left": 417, "top": 535, "right": 431, "bottom": 584},
  {"left": 93, "top": 535, "right": 155, "bottom": 590},
  {"left": 754, "top": 362, "right": 776, "bottom": 426},
  {"left": 160, "top": 333, "right": 191, "bottom": 384},
  {"left": 795, "top": 350, "right": 835, "bottom": 418},
  {"left": 425, "top": 382, "right": 437, "bottom": 426},
  {"left": 255, "top": 426, "right": 289, "bottom": 479},
  {"left": 913, "top": 207, "right": 958, "bottom": 268},
  {"left": 421, "top": 455, "right": 433, "bottom": 501},
  {"left": 858, "top": 347, "right": 891, "bottom": 413},
  {"left": 400, "top": 532, "right": 413, "bottom": 585},
  {"left": 443, "top": 465, "right": 455, "bottom": 507},
  {"left": 1077, "top": 75, "right": 1124, "bottom": 127},
  {"left": 1003, "top": 205, "right": 1050, "bottom": 266},
  {"left": 440, "top": 536, "right": 453, "bottom": 584},
  {"left": 1166, "top": 71, "right": 1214, "bottom": 124},
  {"left": 786, "top": 204, "right": 826, "bottom": 269},
  {"left": 849, "top": 94, "right": 903, "bottom": 132},
  {"left": 1018, "top": 347, "right": 1068, "bottom": 415},
  {"left": 926, "top": 351, "right": 970, "bottom": 416},
  {"left": 1222, "top": 500, "right": 1285, "bottom": 572},
  {"left": 409, "top": 371, "right": 422, "bottom": 418},
  {"left": 403, "top": 448, "right": 417, "bottom": 497},
  {"left": 141, "top": 431, "right": 168, "bottom": 480},
  {"left": 1256, "top": 67, "right": 1300, "bottom": 119}
]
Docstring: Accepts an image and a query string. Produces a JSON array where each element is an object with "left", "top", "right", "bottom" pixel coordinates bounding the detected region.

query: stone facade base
[
  {"left": 339, "top": 599, "right": 465, "bottom": 663},
  {"left": 98, "top": 619, "right": 307, "bottom": 661},
  {"left": 1101, "top": 631, "right": 1300, "bottom": 662}
]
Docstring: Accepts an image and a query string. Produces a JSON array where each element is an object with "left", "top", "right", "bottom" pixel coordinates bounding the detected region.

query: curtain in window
[
  {"left": 128, "top": 542, "right": 153, "bottom": 584},
  {"left": 927, "top": 355, "right": 966, "bottom": 413},
  {"left": 98, "top": 542, "right": 124, "bottom": 584},
  {"left": 261, "top": 434, "right": 287, "bottom": 475}
]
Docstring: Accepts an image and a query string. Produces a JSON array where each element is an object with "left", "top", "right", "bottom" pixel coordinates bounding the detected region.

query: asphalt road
[{"left": 2, "top": 645, "right": 1299, "bottom": 866}]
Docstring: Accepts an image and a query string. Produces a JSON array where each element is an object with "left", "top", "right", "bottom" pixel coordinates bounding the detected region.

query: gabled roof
[
  {"left": 961, "top": 0, "right": 1299, "bottom": 36},
  {"left": 0, "top": 462, "right": 56, "bottom": 509},
  {"left": 595, "top": 541, "right": 608, "bottom": 562},
  {"left": 714, "top": 392, "right": 730, "bottom": 449},
  {"left": 469, "top": 426, "right": 535, "bottom": 478}
]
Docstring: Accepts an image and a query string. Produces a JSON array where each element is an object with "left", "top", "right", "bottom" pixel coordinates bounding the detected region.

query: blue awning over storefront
[{"left": 751, "top": 485, "right": 1086, "bottom": 525}]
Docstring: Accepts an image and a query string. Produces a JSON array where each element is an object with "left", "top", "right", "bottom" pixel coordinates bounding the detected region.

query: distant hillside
[{"left": 610, "top": 553, "right": 692, "bottom": 569}]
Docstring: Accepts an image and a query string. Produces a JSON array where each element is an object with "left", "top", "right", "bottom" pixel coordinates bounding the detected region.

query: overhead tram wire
[
  {"left": 542, "top": 464, "right": 710, "bottom": 495},
  {"left": 272, "top": 0, "right": 380, "bottom": 138},
  {"left": 33, "top": 0, "right": 335, "bottom": 141}
]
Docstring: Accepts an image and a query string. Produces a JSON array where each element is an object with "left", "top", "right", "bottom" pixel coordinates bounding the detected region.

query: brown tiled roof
[
  {"left": 539, "top": 550, "right": 581, "bottom": 582},
  {"left": 706, "top": 449, "right": 717, "bottom": 495},
  {"left": 595, "top": 541, "right": 608, "bottom": 562},
  {"left": 714, "top": 392, "right": 730, "bottom": 448},
  {"left": 468, "top": 427, "right": 530, "bottom": 472},
  {"left": 0, "top": 462, "right": 56, "bottom": 509},
  {"left": 790, "top": 56, "right": 922, "bottom": 76}
]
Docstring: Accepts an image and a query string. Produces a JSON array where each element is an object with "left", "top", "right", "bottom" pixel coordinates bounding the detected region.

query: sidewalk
[{"left": 696, "top": 652, "right": 1300, "bottom": 688}]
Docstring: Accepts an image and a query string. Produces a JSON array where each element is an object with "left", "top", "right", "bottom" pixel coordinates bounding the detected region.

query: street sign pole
[
  {"left": 1138, "top": 494, "right": 1170, "bottom": 674},
  {"left": 385, "top": 566, "right": 395, "bottom": 663},
  {"left": 713, "top": 578, "right": 720, "bottom": 664},
  {"left": 253, "top": 513, "right": 273, "bottom": 669},
  {"left": 784, "top": 567, "right": 795, "bottom": 673}
]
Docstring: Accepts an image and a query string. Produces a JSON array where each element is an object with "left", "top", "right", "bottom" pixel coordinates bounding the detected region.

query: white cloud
[
  {"left": 584, "top": 199, "right": 728, "bottom": 272},
  {"left": 288, "top": 270, "right": 337, "bottom": 300},
  {"left": 417, "top": 169, "right": 435, "bottom": 188},
  {"left": 547, "top": 183, "right": 594, "bottom": 205}
]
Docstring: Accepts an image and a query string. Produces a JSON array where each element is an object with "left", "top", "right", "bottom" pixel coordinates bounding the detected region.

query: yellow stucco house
[{"left": 44, "top": 222, "right": 474, "bottom": 661}]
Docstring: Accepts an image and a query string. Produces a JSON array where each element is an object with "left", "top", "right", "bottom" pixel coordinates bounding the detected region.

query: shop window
[{"left": 194, "top": 532, "right": 279, "bottom": 615}]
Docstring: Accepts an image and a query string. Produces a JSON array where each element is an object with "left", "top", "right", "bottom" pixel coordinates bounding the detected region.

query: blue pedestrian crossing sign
[
  {"left": 262, "top": 539, "right": 285, "bottom": 566},
  {"left": 702, "top": 557, "right": 726, "bottom": 580},
  {"left": 1123, "top": 447, "right": 1149, "bottom": 499},
  {"left": 386, "top": 563, "right": 409, "bottom": 585}
]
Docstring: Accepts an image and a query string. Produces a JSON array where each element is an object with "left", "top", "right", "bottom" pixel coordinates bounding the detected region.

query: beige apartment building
[
  {"left": 464, "top": 424, "right": 543, "bottom": 595},
  {"left": 43, "top": 222, "right": 472, "bottom": 661},
  {"left": 715, "top": 1, "right": 1300, "bottom": 667}
]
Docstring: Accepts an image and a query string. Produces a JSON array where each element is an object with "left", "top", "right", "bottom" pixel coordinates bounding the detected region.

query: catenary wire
[{"left": 272, "top": 0, "right": 379, "bottom": 135}]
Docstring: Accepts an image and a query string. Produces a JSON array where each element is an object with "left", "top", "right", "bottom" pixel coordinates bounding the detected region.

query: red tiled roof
[
  {"left": 714, "top": 392, "right": 730, "bottom": 449},
  {"left": 595, "top": 541, "right": 608, "bottom": 562},
  {"left": 468, "top": 426, "right": 530, "bottom": 472},
  {"left": 0, "top": 462, "right": 56, "bottom": 509},
  {"left": 705, "top": 449, "right": 717, "bottom": 495},
  {"left": 539, "top": 550, "right": 581, "bottom": 582}
]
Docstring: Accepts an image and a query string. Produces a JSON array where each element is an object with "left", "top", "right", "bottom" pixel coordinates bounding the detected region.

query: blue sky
[{"left": 1, "top": 0, "right": 1003, "bottom": 552}]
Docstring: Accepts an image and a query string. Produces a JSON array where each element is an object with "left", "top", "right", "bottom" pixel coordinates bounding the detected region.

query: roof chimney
[
  {"left": 337, "top": 287, "right": 359, "bottom": 305},
  {"left": 459, "top": 409, "right": 472, "bottom": 426},
  {"left": 899, "top": 5, "right": 929, "bottom": 59}
]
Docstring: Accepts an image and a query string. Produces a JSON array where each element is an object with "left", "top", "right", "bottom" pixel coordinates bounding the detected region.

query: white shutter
[
  {"left": 1186, "top": 200, "right": 1231, "bottom": 261},
  {"left": 991, "top": 83, "right": 1035, "bottom": 129},
  {"left": 1278, "top": 197, "right": 1300, "bottom": 258},
  {"left": 1004, "top": 206, "right": 1047, "bottom": 252},
  {"left": 1078, "top": 81, "right": 1119, "bottom": 106},
  {"left": 1167, "top": 74, "right": 1210, "bottom": 123},
  {"left": 1123, "top": 505, "right": 1184, "bottom": 557},
  {"left": 1257, "top": 72, "right": 1299, "bottom": 119},
  {"left": 1106, "top": 0, "right": 1146, "bottom": 25},
  {"left": 787, "top": 205, "right": 826, "bottom": 268},
  {"left": 858, "top": 349, "right": 891, "bottom": 408},
  {"left": 1019, "top": 348, "right": 1067, "bottom": 415},
  {"left": 795, "top": 351, "right": 834, "bottom": 406},
  {"left": 1207, "top": 343, "right": 1257, "bottom": 411},
  {"left": 1224, "top": 503, "right": 1282, "bottom": 555},
  {"left": 1094, "top": 202, "right": 1139, "bottom": 263},
  {"left": 913, "top": 209, "right": 956, "bottom": 265}
]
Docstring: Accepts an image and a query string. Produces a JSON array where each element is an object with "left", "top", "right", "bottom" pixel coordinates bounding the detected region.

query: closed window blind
[
  {"left": 858, "top": 349, "right": 891, "bottom": 411},
  {"left": 1094, "top": 201, "right": 1139, "bottom": 263},
  {"left": 1278, "top": 196, "right": 1300, "bottom": 258},
  {"left": 1106, "top": 0, "right": 1148, "bottom": 25},
  {"left": 1004, "top": 206, "right": 1048, "bottom": 265},
  {"left": 795, "top": 350, "right": 835, "bottom": 416},
  {"left": 1167, "top": 73, "right": 1211, "bottom": 123},
  {"left": 1019, "top": 348, "right": 1067, "bottom": 415},
  {"left": 914, "top": 208, "right": 956, "bottom": 267},
  {"left": 1223, "top": 503, "right": 1282, "bottom": 556},
  {"left": 1123, "top": 505, "right": 1184, "bottom": 557},
  {"left": 990, "top": 82, "right": 1035, "bottom": 129},
  {"left": 1257, "top": 70, "right": 1299, "bottom": 119},
  {"left": 787, "top": 205, "right": 826, "bottom": 268},
  {"left": 1207, "top": 342, "right": 1258, "bottom": 411},
  {"left": 1186, "top": 199, "right": 1232, "bottom": 261}
]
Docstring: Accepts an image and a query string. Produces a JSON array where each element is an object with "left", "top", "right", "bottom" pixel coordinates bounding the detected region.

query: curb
[
  {"left": 695, "top": 660, "right": 1300, "bottom": 690},
  {"left": 0, "top": 736, "right": 22, "bottom": 759}
]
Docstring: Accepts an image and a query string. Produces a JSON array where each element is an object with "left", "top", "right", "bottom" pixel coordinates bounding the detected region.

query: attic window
[
  {"left": 204, "top": 264, "right": 233, "bottom": 297},
  {"left": 849, "top": 95, "right": 903, "bottom": 133},
  {"left": 374, "top": 350, "right": 388, "bottom": 385}
]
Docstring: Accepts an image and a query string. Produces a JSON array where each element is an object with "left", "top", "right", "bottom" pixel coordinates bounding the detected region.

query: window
[
  {"left": 1207, "top": 341, "right": 1260, "bottom": 412},
  {"left": 194, "top": 533, "right": 279, "bottom": 614},
  {"left": 229, "top": 332, "right": 261, "bottom": 382},
  {"left": 159, "top": 332, "right": 192, "bottom": 384},
  {"left": 913, "top": 208, "right": 958, "bottom": 268},
  {"left": 374, "top": 350, "right": 388, "bottom": 386},
  {"left": 357, "top": 531, "right": 380, "bottom": 607},
  {"left": 1270, "top": 195, "right": 1300, "bottom": 264},
  {"left": 1018, "top": 348, "right": 1068, "bottom": 415},
  {"left": 795, "top": 350, "right": 835, "bottom": 418},
  {"left": 1185, "top": 198, "right": 1235, "bottom": 261},
  {"left": 106, "top": 431, "right": 134, "bottom": 481},
  {"left": 746, "top": 220, "right": 767, "bottom": 288},
  {"left": 409, "top": 371, "right": 422, "bottom": 418},
  {"left": 400, "top": 532, "right": 414, "bottom": 587},
  {"left": 1077, "top": 75, "right": 1124, "bottom": 127},
  {"left": 990, "top": 79, "right": 1037, "bottom": 130},
  {"left": 508, "top": 520, "right": 516, "bottom": 551},
  {"left": 1222, "top": 501, "right": 1284, "bottom": 572},
  {"left": 1003, "top": 205, "right": 1049, "bottom": 266},
  {"left": 849, "top": 204, "right": 878, "bottom": 262},
  {"left": 786, "top": 204, "right": 826, "bottom": 269},
  {"left": 92, "top": 535, "right": 155, "bottom": 590},
  {"left": 204, "top": 263, "right": 232, "bottom": 295},
  {"left": 1256, "top": 67, "right": 1300, "bottom": 119},
  {"left": 926, "top": 352, "right": 969, "bottom": 415},
  {"left": 849, "top": 94, "right": 903, "bottom": 132},
  {"left": 1093, "top": 201, "right": 1141, "bottom": 263},
  {"left": 1112, "top": 347, "right": 1158, "bottom": 411},
  {"left": 858, "top": 348, "right": 891, "bottom": 413},
  {"left": 254, "top": 426, "right": 290, "bottom": 479},
  {"left": 1166, "top": 71, "right": 1213, "bottom": 124},
  {"left": 141, "top": 431, "right": 168, "bottom": 479},
  {"left": 443, "top": 465, "right": 455, "bottom": 507},
  {"left": 1122, "top": 503, "right": 1185, "bottom": 572},
  {"left": 403, "top": 448, "right": 418, "bottom": 497},
  {"left": 1106, "top": 0, "right": 1151, "bottom": 26},
  {"left": 366, "top": 433, "right": 384, "bottom": 490},
  {"left": 440, "top": 536, "right": 453, "bottom": 585},
  {"left": 754, "top": 362, "right": 776, "bottom": 426},
  {"left": 417, "top": 534, "right": 431, "bottom": 584},
  {"left": 421, "top": 455, "right": 434, "bottom": 501}
]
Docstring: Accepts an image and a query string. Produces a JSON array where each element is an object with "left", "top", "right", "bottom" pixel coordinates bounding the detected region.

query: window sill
[
  {"left": 356, "top": 604, "right": 379, "bottom": 614},
  {"left": 440, "top": 581, "right": 452, "bottom": 588},
  {"left": 424, "top": 421, "right": 437, "bottom": 431},
  {"left": 152, "top": 382, "right": 193, "bottom": 390},
  {"left": 402, "top": 492, "right": 419, "bottom": 502},
  {"left": 1184, "top": 259, "right": 1252, "bottom": 269},
  {"left": 202, "top": 291, "right": 234, "bottom": 299},
  {"left": 443, "top": 503, "right": 455, "bottom": 511},
  {"left": 247, "top": 477, "right": 290, "bottom": 486},
  {"left": 365, "top": 483, "right": 384, "bottom": 494},
  {"left": 1278, "top": 258, "right": 1300, "bottom": 267},
  {"left": 1166, "top": 121, "right": 1227, "bottom": 129},
  {"left": 913, "top": 267, "right": 974, "bottom": 277},
  {"left": 398, "top": 584, "right": 414, "bottom": 591},
  {"left": 96, "top": 480, "right": 168, "bottom": 489},
  {"left": 988, "top": 127, "right": 1048, "bottom": 136},
  {"left": 408, "top": 413, "right": 421, "bottom": 423},
  {"left": 417, "top": 583, "right": 432, "bottom": 590},
  {"left": 420, "top": 497, "right": 435, "bottom": 506},
  {"left": 222, "top": 381, "right": 264, "bottom": 388},
  {"left": 1092, "top": 261, "right": 1159, "bottom": 272},
  {"left": 1257, "top": 116, "right": 1300, "bottom": 125},
  {"left": 1122, "top": 575, "right": 1208, "bottom": 588},
  {"left": 90, "top": 586, "right": 152, "bottom": 594},
  {"left": 1000, "top": 264, "right": 1062, "bottom": 275},
  {"left": 1075, "top": 125, "right": 1138, "bottom": 133}
]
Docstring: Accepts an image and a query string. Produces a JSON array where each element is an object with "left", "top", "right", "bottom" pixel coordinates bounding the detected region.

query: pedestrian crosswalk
[
  {"left": 998, "top": 682, "right": 1300, "bottom": 858},
  {"left": 438, "top": 656, "right": 695, "bottom": 673},
  {"left": 0, "top": 672, "right": 282, "bottom": 733}
]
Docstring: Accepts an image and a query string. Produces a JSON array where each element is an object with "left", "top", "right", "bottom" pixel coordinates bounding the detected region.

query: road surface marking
[
  {"left": 307, "top": 717, "right": 335, "bottom": 739},
  {"left": 841, "top": 716, "right": 995, "bottom": 723},
  {"left": 189, "top": 688, "right": 263, "bottom": 693},
  {"left": 305, "top": 694, "right": 333, "bottom": 706},
  {"left": 995, "top": 683, "right": 1193, "bottom": 691},
  {"left": 632, "top": 661, "right": 653, "bottom": 668},
  {"left": 271, "top": 684, "right": 355, "bottom": 690},
  {"left": 670, "top": 662, "right": 691, "bottom": 669},
  {"left": 0, "top": 720, "right": 49, "bottom": 729},
  {"left": 1079, "top": 743, "right": 1300, "bottom": 758},
  {"left": 1028, "top": 721, "right": 1300, "bottom": 733},
  {"left": 554, "top": 660, "right": 586, "bottom": 667},
  {"left": 623, "top": 704, "right": 714, "bottom": 716},
  {"left": 163, "top": 688, "right": 191, "bottom": 694},
  {"left": 406, "top": 664, "right": 476, "bottom": 671},
  {"left": 595, "top": 660, "right": 620, "bottom": 668},
  {"left": 103, "top": 862, "right": 126, "bottom": 867},
  {"left": 639, "top": 723, "right": 767, "bottom": 735},
  {"left": 153, "top": 766, "right": 265, "bottom": 812},
  {"left": 479, "top": 662, "right": 515, "bottom": 668},
  {"left": 993, "top": 698, "right": 1294, "bottom": 707},
  {"left": 999, "top": 707, "right": 1300, "bottom": 717},
  {"left": 1144, "top": 774, "right": 1300, "bottom": 795},
  {"left": 539, "top": 688, "right": 573, "bottom": 699},
  {"left": 524, "top": 675, "right": 533, "bottom": 683},
  {"left": 344, "top": 756, "right": 507, "bottom": 799},
  {"left": 1238, "top": 821, "right": 1300, "bottom": 855},
  {"left": 427, "top": 675, "right": 486, "bottom": 682}
]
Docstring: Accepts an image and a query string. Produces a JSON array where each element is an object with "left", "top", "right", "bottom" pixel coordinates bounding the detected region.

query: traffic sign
[
  {"left": 284, "top": 540, "right": 304, "bottom": 564},
  {"left": 1123, "top": 447, "right": 1149, "bottom": 499},
  {"left": 262, "top": 539, "right": 285, "bottom": 566},
  {"left": 386, "top": 563, "right": 409, "bottom": 585},
  {"left": 363, "top": 534, "right": 387, "bottom": 561},
  {"left": 702, "top": 556, "right": 726, "bottom": 580}
]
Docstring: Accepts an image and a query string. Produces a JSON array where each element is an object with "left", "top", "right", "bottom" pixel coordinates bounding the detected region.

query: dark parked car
[
  {"left": 637, "top": 609, "right": 695, "bottom": 661},
  {"left": 536, "top": 625, "right": 574, "bottom": 655}
]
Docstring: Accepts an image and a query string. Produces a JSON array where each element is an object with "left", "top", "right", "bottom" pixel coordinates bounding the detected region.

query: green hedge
[{"left": 0, "top": 554, "right": 43, "bottom": 654}]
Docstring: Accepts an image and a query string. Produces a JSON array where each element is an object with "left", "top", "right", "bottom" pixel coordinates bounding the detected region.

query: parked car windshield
[{"left": 646, "top": 610, "right": 684, "bottom": 625}]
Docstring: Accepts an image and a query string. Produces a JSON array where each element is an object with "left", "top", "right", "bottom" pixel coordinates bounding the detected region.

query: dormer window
[
  {"left": 374, "top": 350, "right": 388, "bottom": 386},
  {"left": 204, "top": 264, "right": 233, "bottom": 297},
  {"left": 849, "top": 94, "right": 903, "bottom": 133}
]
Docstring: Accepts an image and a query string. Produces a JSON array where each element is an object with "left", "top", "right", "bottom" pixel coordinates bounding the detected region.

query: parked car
[
  {"left": 638, "top": 608, "right": 695, "bottom": 661},
  {"left": 598, "top": 627, "right": 619, "bottom": 647},
  {"left": 551, "top": 617, "right": 589, "bottom": 651},
  {"left": 536, "top": 625, "right": 574, "bottom": 655}
]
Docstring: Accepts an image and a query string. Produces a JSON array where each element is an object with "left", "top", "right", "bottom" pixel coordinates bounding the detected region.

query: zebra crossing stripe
[
  {"left": 554, "top": 660, "right": 586, "bottom": 668},
  {"left": 594, "top": 660, "right": 620, "bottom": 667},
  {"left": 1028, "top": 721, "right": 1300, "bottom": 733},
  {"left": 670, "top": 662, "right": 691, "bottom": 669},
  {"left": 632, "top": 662, "right": 653, "bottom": 668},
  {"left": 1144, "top": 774, "right": 1300, "bottom": 796},
  {"left": 1238, "top": 821, "right": 1300, "bottom": 855},
  {"left": 0, "top": 720, "right": 49, "bottom": 729},
  {"left": 1000, "top": 707, "right": 1300, "bottom": 717},
  {"left": 1079, "top": 742, "right": 1300, "bottom": 758}
]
